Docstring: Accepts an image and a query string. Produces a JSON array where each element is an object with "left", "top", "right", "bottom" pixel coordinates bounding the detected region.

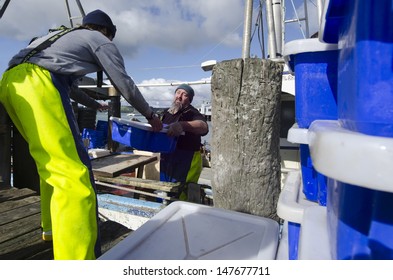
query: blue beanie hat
[
  {"left": 175, "top": 84, "right": 194, "bottom": 101},
  {"left": 83, "top": 10, "right": 117, "bottom": 38}
]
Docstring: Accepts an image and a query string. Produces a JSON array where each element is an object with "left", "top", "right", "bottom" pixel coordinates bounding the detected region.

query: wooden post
[
  {"left": 211, "top": 58, "right": 283, "bottom": 221},
  {"left": 0, "top": 104, "right": 11, "bottom": 189},
  {"left": 108, "top": 87, "right": 120, "bottom": 152}
]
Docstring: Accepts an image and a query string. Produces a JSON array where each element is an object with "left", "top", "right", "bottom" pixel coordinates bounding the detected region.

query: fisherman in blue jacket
[{"left": 0, "top": 9, "right": 162, "bottom": 259}]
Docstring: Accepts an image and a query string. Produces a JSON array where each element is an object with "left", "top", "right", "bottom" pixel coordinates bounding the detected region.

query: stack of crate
[{"left": 278, "top": 0, "right": 393, "bottom": 260}]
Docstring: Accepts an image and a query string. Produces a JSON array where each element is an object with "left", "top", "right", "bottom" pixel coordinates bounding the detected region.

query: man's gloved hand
[
  {"left": 167, "top": 122, "right": 183, "bottom": 137},
  {"left": 97, "top": 103, "right": 109, "bottom": 112},
  {"left": 147, "top": 114, "right": 163, "bottom": 132}
]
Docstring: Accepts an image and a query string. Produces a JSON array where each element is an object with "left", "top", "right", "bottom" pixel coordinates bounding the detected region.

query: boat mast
[
  {"left": 242, "top": 0, "right": 253, "bottom": 59},
  {"left": 265, "top": 0, "right": 278, "bottom": 59},
  {"left": 64, "top": 0, "right": 85, "bottom": 27},
  {"left": 0, "top": 0, "right": 11, "bottom": 19},
  {"left": 316, "top": 0, "right": 323, "bottom": 23},
  {"left": 284, "top": 0, "right": 310, "bottom": 39},
  {"left": 272, "top": 0, "right": 283, "bottom": 57},
  {"left": 242, "top": 0, "right": 287, "bottom": 59}
]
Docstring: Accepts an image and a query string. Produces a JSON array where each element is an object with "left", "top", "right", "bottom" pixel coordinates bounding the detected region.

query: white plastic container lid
[
  {"left": 283, "top": 38, "right": 338, "bottom": 73},
  {"left": 99, "top": 201, "right": 279, "bottom": 260},
  {"left": 297, "top": 205, "right": 332, "bottom": 260},
  {"left": 287, "top": 123, "right": 309, "bottom": 144},
  {"left": 308, "top": 120, "right": 393, "bottom": 192},
  {"left": 277, "top": 171, "right": 318, "bottom": 224}
]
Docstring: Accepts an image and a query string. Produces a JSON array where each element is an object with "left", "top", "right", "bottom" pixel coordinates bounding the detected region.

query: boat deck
[{"left": 0, "top": 187, "right": 132, "bottom": 260}]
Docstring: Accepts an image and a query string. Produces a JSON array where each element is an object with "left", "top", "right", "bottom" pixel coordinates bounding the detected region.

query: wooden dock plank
[
  {"left": 0, "top": 212, "right": 41, "bottom": 244},
  {"left": 0, "top": 201, "right": 40, "bottom": 226},
  {"left": 91, "top": 153, "right": 157, "bottom": 177},
  {"left": 0, "top": 186, "right": 132, "bottom": 259},
  {"left": 0, "top": 227, "right": 53, "bottom": 260},
  {"left": 95, "top": 175, "right": 181, "bottom": 192},
  {"left": 0, "top": 195, "right": 40, "bottom": 214},
  {"left": 0, "top": 187, "right": 37, "bottom": 203}
]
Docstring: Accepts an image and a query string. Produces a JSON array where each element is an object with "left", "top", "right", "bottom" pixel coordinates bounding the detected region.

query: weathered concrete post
[{"left": 211, "top": 58, "right": 282, "bottom": 221}]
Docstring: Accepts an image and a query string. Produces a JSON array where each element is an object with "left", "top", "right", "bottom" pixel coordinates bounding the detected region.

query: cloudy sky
[{"left": 0, "top": 0, "right": 319, "bottom": 107}]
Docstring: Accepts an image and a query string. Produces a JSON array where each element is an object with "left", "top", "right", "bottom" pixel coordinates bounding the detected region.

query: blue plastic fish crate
[
  {"left": 299, "top": 144, "right": 327, "bottom": 206},
  {"left": 321, "top": 0, "right": 393, "bottom": 137},
  {"left": 327, "top": 181, "right": 393, "bottom": 259},
  {"left": 96, "top": 120, "right": 108, "bottom": 144},
  {"left": 284, "top": 38, "right": 338, "bottom": 129},
  {"left": 82, "top": 128, "right": 105, "bottom": 149},
  {"left": 110, "top": 117, "right": 178, "bottom": 153}
]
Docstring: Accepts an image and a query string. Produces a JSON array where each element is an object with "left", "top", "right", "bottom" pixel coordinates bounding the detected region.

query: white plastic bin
[
  {"left": 277, "top": 171, "right": 318, "bottom": 259},
  {"left": 308, "top": 120, "right": 393, "bottom": 259},
  {"left": 99, "top": 201, "right": 279, "bottom": 260},
  {"left": 297, "top": 205, "right": 331, "bottom": 260},
  {"left": 308, "top": 120, "right": 393, "bottom": 192}
]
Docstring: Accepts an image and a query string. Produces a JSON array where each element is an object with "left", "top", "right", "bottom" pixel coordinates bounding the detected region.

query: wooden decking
[{"left": 0, "top": 187, "right": 132, "bottom": 260}]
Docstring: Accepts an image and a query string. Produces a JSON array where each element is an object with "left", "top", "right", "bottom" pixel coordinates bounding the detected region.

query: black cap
[
  {"left": 83, "top": 9, "right": 117, "bottom": 38},
  {"left": 175, "top": 84, "right": 195, "bottom": 102}
]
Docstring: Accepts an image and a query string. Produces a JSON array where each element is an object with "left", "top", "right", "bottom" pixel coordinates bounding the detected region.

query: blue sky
[{"left": 0, "top": 0, "right": 319, "bottom": 107}]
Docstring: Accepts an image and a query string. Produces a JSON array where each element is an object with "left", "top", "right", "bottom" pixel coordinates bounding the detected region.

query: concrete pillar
[{"left": 211, "top": 58, "right": 283, "bottom": 221}]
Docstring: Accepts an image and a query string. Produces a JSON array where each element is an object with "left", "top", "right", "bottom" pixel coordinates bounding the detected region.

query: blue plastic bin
[
  {"left": 327, "top": 180, "right": 393, "bottom": 260},
  {"left": 284, "top": 38, "right": 339, "bottom": 129},
  {"left": 110, "top": 117, "right": 178, "bottom": 153},
  {"left": 299, "top": 144, "right": 327, "bottom": 206},
  {"left": 287, "top": 222, "right": 301, "bottom": 260},
  {"left": 321, "top": 0, "right": 393, "bottom": 137},
  {"left": 96, "top": 120, "right": 108, "bottom": 144},
  {"left": 82, "top": 128, "right": 105, "bottom": 149},
  {"left": 284, "top": 39, "right": 338, "bottom": 206},
  {"left": 319, "top": 0, "right": 351, "bottom": 44}
]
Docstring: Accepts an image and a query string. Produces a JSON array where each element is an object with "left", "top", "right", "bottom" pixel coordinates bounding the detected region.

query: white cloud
[
  {"left": 1, "top": 0, "right": 319, "bottom": 108},
  {"left": 0, "top": 0, "right": 245, "bottom": 57},
  {"left": 1, "top": 0, "right": 319, "bottom": 53},
  {"left": 137, "top": 78, "right": 212, "bottom": 108}
]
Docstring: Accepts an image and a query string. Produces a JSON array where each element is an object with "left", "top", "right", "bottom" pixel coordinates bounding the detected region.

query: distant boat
[{"left": 198, "top": 101, "right": 211, "bottom": 121}]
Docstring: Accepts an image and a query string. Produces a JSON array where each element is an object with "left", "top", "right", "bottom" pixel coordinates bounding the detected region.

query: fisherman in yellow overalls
[{"left": 0, "top": 10, "right": 162, "bottom": 259}]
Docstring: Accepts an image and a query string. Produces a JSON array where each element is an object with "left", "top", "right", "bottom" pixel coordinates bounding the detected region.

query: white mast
[
  {"left": 266, "top": 0, "right": 278, "bottom": 58},
  {"left": 242, "top": 0, "right": 254, "bottom": 59},
  {"left": 64, "top": 0, "right": 86, "bottom": 27},
  {"left": 272, "top": 0, "right": 283, "bottom": 56}
]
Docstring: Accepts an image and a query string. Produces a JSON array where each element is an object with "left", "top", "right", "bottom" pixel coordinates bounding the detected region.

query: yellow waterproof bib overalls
[{"left": 0, "top": 63, "right": 101, "bottom": 260}]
